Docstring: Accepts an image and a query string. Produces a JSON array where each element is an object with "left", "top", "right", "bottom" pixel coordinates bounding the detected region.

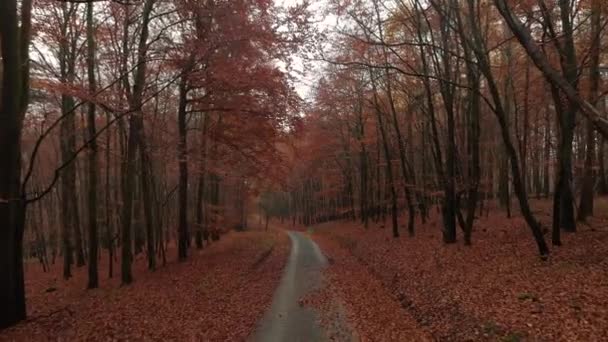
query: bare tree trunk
[
  {"left": 465, "top": 0, "right": 549, "bottom": 257},
  {"left": 414, "top": 0, "right": 451, "bottom": 239},
  {"left": 355, "top": 88, "right": 369, "bottom": 229},
  {"left": 86, "top": 1, "right": 99, "bottom": 289},
  {"left": 578, "top": 0, "right": 601, "bottom": 221},
  {"left": 429, "top": 0, "right": 458, "bottom": 243},
  {"left": 0, "top": 0, "right": 31, "bottom": 328},
  {"left": 140, "top": 148, "right": 156, "bottom": 270},
  {"left": 106, "top": 112, "right": 114, "bottom": 279},
  {"left": 544, "top": 104, "right": 551, "bottom": 198},
  {"left": 195, "top": 114, "right": 208, "bottom": 249},
  {"left": 59, "top": 6, "right": 75, "bottom": 278},
  {"left": 369, "top": 67, "right": 399, "bottom": 238},
  {"left": 121, "top": 0, "right": 154, "bottom": 284},
  {"left": 177, "top": 73, "right": 189, "bottom": 261},
  {"left": 494, "top": 0, "right": 608, "bottom": 139},
  {"left": 599, "top": 137, "right": 608, "bottom": 195},
  {"left": 456, "top": 2, "right": 481, "bottom": 244}
]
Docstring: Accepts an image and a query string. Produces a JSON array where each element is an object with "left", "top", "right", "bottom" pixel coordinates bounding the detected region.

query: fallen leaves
[
  {"left": 1, "top": 230, "right": 289, "bottom": 341},
  {"left": 305, "top": 233, "right": 433, "bottom": 341},
  {"left": 311, "top": 197, "right": 608, "bottom": 341}
]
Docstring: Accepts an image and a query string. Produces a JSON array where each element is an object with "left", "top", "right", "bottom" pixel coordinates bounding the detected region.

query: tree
[
  {"left": 120, "top": 0, "right": 155, "bottom": 284},
  {"left": 1, "top": 0, "right": 307, "bottom": 329},
  {"left": 494, "top": 0, "right": 608, "bottom": 139},
  {"left": 177, "top": 71, "right": 189, "bottom": 261},
  {"left": 86, "top": 1, "right": 99, "bottom": 289},
  {"left": 0, "top": 0, "right": 32, "bottom": 329},
  {"left": 578, "top": 0, "right": 602, "bottom": 221}
]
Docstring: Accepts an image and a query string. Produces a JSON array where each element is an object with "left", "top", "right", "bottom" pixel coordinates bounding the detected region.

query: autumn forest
[{"left": 1, "top": 0, "right": 608, "bottom": 340}]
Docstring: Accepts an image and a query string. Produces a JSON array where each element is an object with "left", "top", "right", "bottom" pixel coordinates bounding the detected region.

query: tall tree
[
  {"left": 121, "top": 0, "right": 155, "bottom": 284},
  {"left": 0, "top": 0, "right": 32, "bottom": 328},
  {"left": 578, "top": 0, "right": 602, "bottom": 221},
  {"left": 177, "top": 71, "right": 189, "bottom": 261},
  {"left": 86, "top": 1, "right": 99, "bottom": 289}
]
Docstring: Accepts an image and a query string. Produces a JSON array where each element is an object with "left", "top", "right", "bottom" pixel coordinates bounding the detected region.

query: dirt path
[{"left": 251, "top": 231, "right": 351, "bottom": 342}]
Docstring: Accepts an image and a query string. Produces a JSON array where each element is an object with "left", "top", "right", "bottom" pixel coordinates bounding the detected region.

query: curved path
[{"left": 252, "top": 231, "right": 344, "bottom": 342}]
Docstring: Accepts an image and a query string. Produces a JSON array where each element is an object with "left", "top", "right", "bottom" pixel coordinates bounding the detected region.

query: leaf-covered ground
[
  {"left": 1, "top": 230, "right": 289, "bottom": 341},
  {"left": 301, "top": 232, "right": 433, "bottom": 341},
  {"left": 311, "top": 198, "right": 608, "bottom": 341}
]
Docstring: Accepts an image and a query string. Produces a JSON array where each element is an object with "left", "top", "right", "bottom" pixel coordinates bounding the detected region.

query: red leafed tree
[{"left": 0, "top": 0, "right": 309, "bottom": 328}]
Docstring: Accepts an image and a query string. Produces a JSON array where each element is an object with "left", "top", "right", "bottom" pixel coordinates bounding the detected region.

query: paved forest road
[{"left": 251, "top": 231, "right": 349, "bottom": 342}]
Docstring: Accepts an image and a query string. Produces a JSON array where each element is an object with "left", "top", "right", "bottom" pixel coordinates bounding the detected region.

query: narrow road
[{"left": 252, "top": 231, "right": 345, "bottom": 342}]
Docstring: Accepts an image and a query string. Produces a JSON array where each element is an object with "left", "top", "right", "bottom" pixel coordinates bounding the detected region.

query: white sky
[{"left": 274, "top": 0, "right": 337, "bottom": 102}]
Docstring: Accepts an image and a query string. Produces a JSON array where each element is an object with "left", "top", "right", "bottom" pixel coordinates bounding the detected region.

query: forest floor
[
  {"left": 2, "top": 199, "right": 607, "bottom": 341},
  {"left": 309, "top": 197, "right": 608, "bottom": 341},
  {"left": 0, "top": 229, "right": 289, "bottom": 341}
]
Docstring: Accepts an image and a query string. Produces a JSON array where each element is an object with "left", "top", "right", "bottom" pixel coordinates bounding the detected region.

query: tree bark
[
  {"left": 494, "top": 0, "right": 608, "bottom": 139},
  {"left": 578, "top": 0, "right": 601, "bottom": 221},
  {"left": 464, "top": 0, "right": 549, "bottom": 257},
  {"left": 369, "top": 67, "right": 399, "bottom": 238},
  {"left": 120, "top": 0, "right": 155, "bottom": 284},
  {"left": 177, "top": 73, "right": 189, "bottom": 261},
  {"left": 86, "top": 1, "right": 99, "bottom": 289},
  {"left": 0, "top": 0, "right": 31, "bottom": 328}
]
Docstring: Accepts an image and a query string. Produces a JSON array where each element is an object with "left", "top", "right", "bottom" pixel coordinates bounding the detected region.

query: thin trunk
[
  {"left": 599, "top": 136, "right": 608, "bottom": 194},
  {"left": 121, "top": 0, "right": 154, "bottom": 284},
  {"left": 86, "top": 1, "right": 99, "bottom": 289},
  {"left": 177, "top": 73, "right": 189, "bottom": 261},
  {"left": 578, "top": 0, "right": 601, "bottom": 221},
  {"left": 140, "top": 148, "right": 156, "bottom": 270},
  {"left": 196, "top": 114, "right": 209, "bottom": 248},
  {"left": 0, "top": 0, "right": 31, "bottom": 328},
  {"left": 465, "top": 0, "right": 549, "bottom": 257},
  {"left": 369, "top": 67, "right": 399, "bottom": 238},
  {"left": 456, "top": 2, "right": 480, "bottom": 245},
  {"left": 544, "top": 104, "right": 551, "bottom": 198}
]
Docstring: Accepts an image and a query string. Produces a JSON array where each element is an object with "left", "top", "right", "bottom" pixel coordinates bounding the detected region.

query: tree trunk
[
  {"left": 372, "top": 0, "right": 416, "bottom": 237},
  {"left": 357, "top": 98, "right": 369, "bottom": 228},
  {"left": 578, "top": 0, "right": 601, "bottom": 221},
  {"left": 121, "top": 115, "right": 138, "bottom": 284},
  {"left": 120, "top": 0, "right": 154, "bottom": 284},
  {"left": 0, "top": 0, "right": 31, "bottom": 328},
  {"left": 544, "top": 104, "right": 551, "bottom": 198},
  {"left": 599, "top": 137, "right": 608, "bottom": 195},
  {"left": 460, "top": 14, "right": 481, "bottom": 245},
  {"left": 177, "top": 73, "right": 189, "bottom": 261},
  {"left": 464, "top": 0, "right": 549, "bottom": 257},
  {"left": 550, "top": 81, "right": 576, "bottom": 238},
  {"left": 140, "top": 147, "right": 156, "bottom": 270},
  {"left": 494, "top": 0, "right": 608, "bottom": 140},
  {"left": 369, "top": 67, "right": 399, "bottom": 238},
  {"left": 86, "top": 1, "right": 99, "bottom": 289}
]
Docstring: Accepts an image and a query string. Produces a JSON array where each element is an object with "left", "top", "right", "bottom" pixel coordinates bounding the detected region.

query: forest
[{"left": 1, "top": 0, "right": 607, "bottom": 340}]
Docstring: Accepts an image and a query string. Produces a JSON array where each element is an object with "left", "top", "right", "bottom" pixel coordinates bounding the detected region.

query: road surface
[{"left": 251, "top": 231, "right": 350, "bottom": 342}]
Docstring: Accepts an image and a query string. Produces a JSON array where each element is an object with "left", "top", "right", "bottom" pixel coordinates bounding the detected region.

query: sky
[{"left": 274, "top": 0, "right": 337, "bottom": 102}]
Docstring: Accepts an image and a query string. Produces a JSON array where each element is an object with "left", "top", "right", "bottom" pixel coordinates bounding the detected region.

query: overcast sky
[{"left": 274, "top": 0, "right": 336, "bottom": 102}]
